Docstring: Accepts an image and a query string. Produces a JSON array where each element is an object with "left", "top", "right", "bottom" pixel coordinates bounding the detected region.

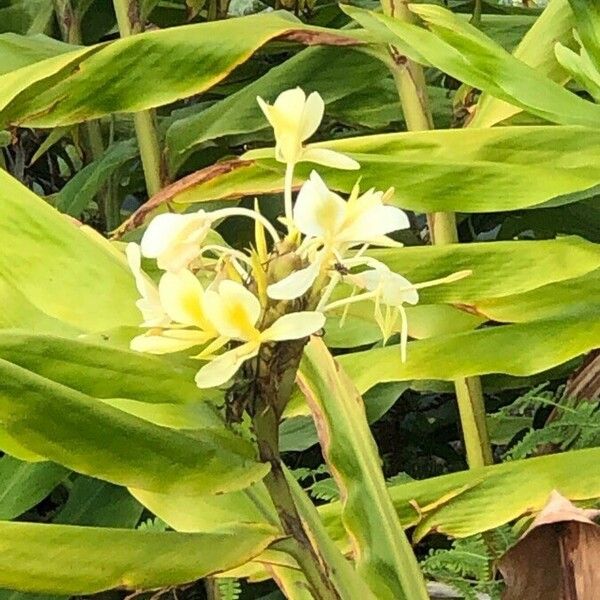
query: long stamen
[
  {"left": 200, "top": 244, "right": 254, "bottom": 267},
  {"left": 211, "top": 207, "right": 281, "bottom": 243},
  {"left": 316, "top": 272, "right": 341, "bottom": 311},
  {"left": 322, "top": 289, "right": 379, "bottom": 313},
  {"left": 412, "top": 269, "right": 472, "bottom": 290},
  {"left": 284, "top": 161, "right": 296, "bottom": 233},
  {"left": 339, "top": 286, "right": 357, "bottom": 328},
  {"left": 399, "top": 304, "right": 409, "bottom": 363},
  {"left": 193, "top": 336, "right": 230, "bottom": 360}
]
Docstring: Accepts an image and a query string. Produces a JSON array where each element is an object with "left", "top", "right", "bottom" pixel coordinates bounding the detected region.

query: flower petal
[
  {"left": 131, "top": 329, "right": 210, "bottom": 355},
  {"left": 126, "top": 243, "right": 168, "bottom": 326},
  {"left": 140, "top": 212, "right": 210, "bottom": 272},
  {"left": 158, "top": 270, "right": 212, "bottom": 331},
  {"left": 273, "top": 87, "right": 307, "bottom": 118},
  {"left": 340, "top": 205, "right": 410, "bottom": 243},
  {"left": 195, "top": 342, "right": 259, "bottom": 389},
  {"left": 301, "top": 147, "right": 360, "bottom": 170},
  {"left": 293, "top": 171, "right": 346, "bottom": 239},
  {"left": 359, "top": 269, "right": 419, "bottom": 306},
  {"left": 267, "top": 259, "right": 321, "bottom": 300},
  {"left": 263, "top": 311, "right": 326, "bottom": 342},
  {"left": 204, "top": 280, "right": 262, "bottom": 340},
  {"left": 261, "top": 88, "right": 308, "bottom": 164},
  {"left": 299, "top": 91, "right": 325, "bottom": 141}
]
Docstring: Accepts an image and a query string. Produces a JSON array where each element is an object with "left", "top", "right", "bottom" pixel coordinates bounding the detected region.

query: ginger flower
[
  {"left": 140, "top": 212, "right": 212, "bottom": 273},
  {"left": 325, "top": 263, "right": 471, "bottom": 361},
  {"left": 130, "top": 268, "right": 218, "bottom": 355},
  {"left": 140, "top": 207, "right": 280, "bottom": 274},
  {"left": 195, "top": 280, "right": 325, "bottom": 388},
  {"left": 267, "top": 172, "right": 410, "bottom": 300},
  {"left": 126, "top": 243, "right": 169, "bottom": 328},
  {"left": 257, "top": 88, "right": 359, "bottom": 170}
]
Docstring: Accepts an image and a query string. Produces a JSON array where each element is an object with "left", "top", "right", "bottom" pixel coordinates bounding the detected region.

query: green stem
[
  {"left": 112, "top": 0, "right": 165, "bottom": 197},
  {"left": 252, "top": 404, "right": 341, "bottom": 600},
  {"left": 133, "top": 111, "right": 163, "bottom": 197},
  {"left": 471, "top": 0, "right": 483, "bottom": 26},
  {"left": 454, "top": 377, "right": 493, "bottom": 468},
  {"left": 382, "top": 0, "right": 493, "bottom": 469}
]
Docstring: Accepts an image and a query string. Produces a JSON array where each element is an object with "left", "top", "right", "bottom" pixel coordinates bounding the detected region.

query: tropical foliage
[{"left": 0, "top": 0, "right": 598, "bottom": 599}]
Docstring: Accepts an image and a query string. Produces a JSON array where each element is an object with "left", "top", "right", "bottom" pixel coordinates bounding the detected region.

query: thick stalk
[
  {"left": 471, "top": 0, "right": 483, "bottom": 26},
  {"left": 112, "top": 0, "right": 165, "bottom": 197},
  {"left": 454, "top": 377, "right": 493, "bottom": 468},
  {"left": 381, "top": 0, "right": 493, "bottom": 468},
  {"left": 252, "top": 403, "right": 341, "bottom": 600}
]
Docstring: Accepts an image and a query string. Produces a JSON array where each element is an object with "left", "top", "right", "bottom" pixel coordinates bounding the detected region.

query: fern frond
[
  {"left": 137, "top": 517, "right": 168, "bottom": 532},
  {"left": 218, "top": 578, "right": 242, "bottom": 600}
]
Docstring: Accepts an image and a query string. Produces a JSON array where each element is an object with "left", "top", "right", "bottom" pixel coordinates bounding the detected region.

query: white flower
[
  {"left": 195, "top": 280, "right": 325, "bottom": 388},
  {"left": 267, "top": 172, "right": 410, "bottom": 300},
  {"left": 327, "top": 263, "right": 471, "bottom": 361},
  {"left": 130, "top": 269, "right": 217, "bottom": 354},
  {"left": 349, "top": 265, "right": 418, "bottom": 360},
  {"left": 140, "top": 208, "right": 281, "bottom": 274},
  {"left": 294, "top": 172, "right": 409, "bottom": 246},
  {"left": 140, "top": 211, "right": 212, "bottom": 273},
  {"left": 257, "top": 88, "right": 359, "bottom": 170},
  {"left": 126, "top": 243, "right": 169, "bottom": 327},
  {"left": 352, "top": 266, "right": 419, "bottom": 307}
]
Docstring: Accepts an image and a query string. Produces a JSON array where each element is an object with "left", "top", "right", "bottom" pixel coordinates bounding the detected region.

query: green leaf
[
  {"left": 0, "top": 33, "right": 77, "bottom": 76},
  {"left": 345, "top": 4, "right": 600, "bottom": 127},
  {"left": 339, "top": 314, "right": 600, "bottom": 394},
  {"left": 297, "top": 338, "right": 428, "bottom": 600},
  {"left": 473, "top": 270, "right": 600, "bottom": 323},
  {"left": 568, "top": 0, "right": 600, "bottom": 70},
  {"left": 166, "top": 46, "right": 389, "bottom": 171},
  {"left": 54, "top": 476, "right": 142, "bottom": 528},
  {"left": 0, "top": 12, "right": 361, "bottom": 128},
  {"left": 0, "top": 1, "right": 54, "bottom": 36},
  {"left": 368, "top": 237, "right": 600, "bottom": 304},
  {"left": 0, "top": 456, "right": 68, "bottom": 520},
  {"left": 320, "top": 447, "right": 600, "bottom": 542},
  {"left": 0, "top": 169, "right": 139, "bottom": 333},
  {"left": 280, "top": 383, "right": 410, "bottom": 451},
  {"left": 0, "top": 332, "right": 217, "bottom": 407},
  {"left": 0, "top": 358, "right": 268, "bottom": 495},
  {"left": 168, "top": 127, "right": 600, "bottom": 214},
  {"left": 56, "top": 140, "right": 138, "bottom": 217},
  {"left": 0, "top": 521, "right": 280, "bottom": 595},
  {"left": 470, "top": 0, "right": 576, "bottom": 127},
  {"left": 555, "top": 41, "right": 600, "bottom": 103},
  {"left": 132, "top": 447, "right": 600, "bottom": 581}
]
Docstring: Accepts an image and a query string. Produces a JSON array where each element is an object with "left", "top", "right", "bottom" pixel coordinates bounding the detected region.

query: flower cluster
[{"left": 127, "top": 87, "right": 468, "bottom": 389}]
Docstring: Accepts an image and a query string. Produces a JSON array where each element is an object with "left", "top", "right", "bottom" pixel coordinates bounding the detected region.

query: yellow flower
[
  {"left": 140, "top": 212, "right": 212, "bottom": 273},
  {"left": 140, "top": 208, "right": 280, "bottom": 274},
  {"left": 126, "top": 243, "right": 169, "bottom": 327},
  {"left": 267, "top": 172, "right": 409, "bottom": 300},
  {"left": 195, "top": 280, "right": 325, "bottom": 388},
  {"left": 130, "top": 269, "right": 217, "bottom": 354},
  {"left": 257, "top": 88, "right": 359, "bottom": 170}
]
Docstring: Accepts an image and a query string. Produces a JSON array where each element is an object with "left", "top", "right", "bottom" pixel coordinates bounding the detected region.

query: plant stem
[
  {"left": 454, "top": 377, "right": 493, "bottom": 468},
  {"left": 382, "top": 0, "right": 493, "bottom": 469},
  {"left": 112, "top": 0, "right": 165, "bottom": 198},
  {"left": 132, "top": 111, "right": 164, "bottom": 197},
  {"left": 252, "top": 400, "right": 340, "bottom": 600},
  {"left": 471, "top": 0, "right": 483, "bottom": 26}
]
